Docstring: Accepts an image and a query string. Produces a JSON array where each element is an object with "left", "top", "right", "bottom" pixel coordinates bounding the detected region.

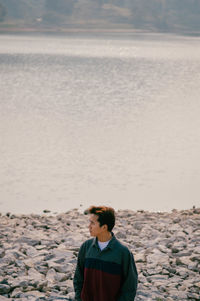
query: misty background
[{"left": 0, "top": 0, "right": 200, "bottom": 34}]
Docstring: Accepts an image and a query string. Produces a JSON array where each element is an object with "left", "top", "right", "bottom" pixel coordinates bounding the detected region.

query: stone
[
  {"left": 0, "top": 249, "right": 5, "bottom": 258},
  {"left": 28, "top": 268, "right": 44, "bottom": 281},
  {"left": 115, "top": 231, "right": 127, "bottom": 239},
  {"left": 26, "top": 246, "right": 38, "bottom": 257},
  {"left": 187, "top": 292, "right": 200, "bottom": 299},
  {"left": 55, "top": 273, "right": 67, "bottom": 282},
  {"left": 19, "top": 290, "right": 46, "bottom": 298},
  {"left": 11, "top": 287, "right": 24, "bottom": 298},
  {"left": 146, "top": 249, "right": 169, "bottom": 266},
  {"left": 0, "top": 284, "right": 11, "bottom": 294},
  {"left": 176, "top": 256, "right": 193, "bottom": 267},
  {"left": 134, "top": 253, "right": 145, "bottom": 263},
  {"left": 46, "top": 268, "right": 57, "bottom": 283},
  {"left": 66, "top": 291, "right": 75, "bottom": 300},
  {"left": 0, "top": 296, "right": 10, "bottom": 300}
]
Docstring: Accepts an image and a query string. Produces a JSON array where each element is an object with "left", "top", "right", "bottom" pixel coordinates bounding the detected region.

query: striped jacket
[{"left": 73, "top": 234, "right": 138, "bottom": 301}]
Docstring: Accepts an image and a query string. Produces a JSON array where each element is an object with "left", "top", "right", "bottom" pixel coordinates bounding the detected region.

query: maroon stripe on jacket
[{"left": 81, "top": 267, "right": 122, "bottom": 301}]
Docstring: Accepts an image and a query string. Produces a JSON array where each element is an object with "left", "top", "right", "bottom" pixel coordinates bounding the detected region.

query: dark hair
[{"left": 86, "top": 206, "right": 115, "bottom": 232}]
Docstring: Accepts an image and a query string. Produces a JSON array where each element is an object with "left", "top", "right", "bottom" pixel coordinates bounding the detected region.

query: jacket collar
[{"left": 92, "top": 232, "right": 117, "bottom": 250}]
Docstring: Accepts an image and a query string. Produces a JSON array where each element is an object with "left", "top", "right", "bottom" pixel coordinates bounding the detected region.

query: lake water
[{"left": 0, "top": 33, "right": 200, "bottom": 214}]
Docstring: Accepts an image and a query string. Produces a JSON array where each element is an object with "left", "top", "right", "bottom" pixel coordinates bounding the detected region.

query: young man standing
[{"left": 73, "top": 206, "right": 138, "bottom": 301}]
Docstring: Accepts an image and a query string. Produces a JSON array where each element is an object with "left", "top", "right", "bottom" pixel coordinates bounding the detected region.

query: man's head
[{"left": 86, "top": 206, "right": 115, "bottom": 237}]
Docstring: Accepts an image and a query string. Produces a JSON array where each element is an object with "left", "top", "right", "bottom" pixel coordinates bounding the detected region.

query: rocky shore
[{"left": 0, "top": 208, "right": 199, "bottom": 301}]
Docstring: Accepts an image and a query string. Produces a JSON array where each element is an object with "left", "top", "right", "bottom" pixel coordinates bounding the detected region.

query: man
[{"left": 73, "top": 206, "right": 138, "bottom": 301}]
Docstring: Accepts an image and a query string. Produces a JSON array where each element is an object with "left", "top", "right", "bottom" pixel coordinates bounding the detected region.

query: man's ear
[{"left": 102, "top": 224, "right": 108, "bottom": 231}]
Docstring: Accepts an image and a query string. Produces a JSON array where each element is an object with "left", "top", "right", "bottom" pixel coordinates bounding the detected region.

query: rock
[
  {"left": 0, "top": 249, "right": 5, "bottom": 258},
  {"left": 17, "top": 237, "right": 41, "bottom": 246},
  {"left": 115, "top": 231, "right": 127, "bottom": 239},
  {"left": 17, "top": 290, "right": 46, "bottom": 299},
  {"left": 9, "top": 276, "right": 29, "bottom": 289},
  {"left": 176, "top": 256, "right": 192, "bottom": 267},
  {"left": 134, "top": 253, "right": 146, "bottom": 263},
  {"left": 25, "top": 246, "right": 38, "bottom": 257},
  {"left": 46, "top": 268, "right": 57, "bottom": 283},
  {"left": 66, "top": 291, "right": 75, "bottom": 300},
  {"left": 146, "top": 249, "right": 169, "bottom": 266},
  {"left": 194, "top": 281, "right": 200, "bottom": 289},
  {"left": 55, "top": 273, "right": 67, "bottom": 282},
  {"left": 11, "top": 287, "right": 24, "bottom": 298},
  {"left": 0, "top": 296, "right": 10, "bottom": 300},
  {"left": 23, "top": 259, "right": 35, "bottom": 269},
  {"left": 28, "top": 268, "right": 44, "bottom": 281},
  {"left": 187, "top": 292, "right": 200, "bottom": 300},
  {"left": 0, "top": 284, "right": 11, "bottom": 294}
]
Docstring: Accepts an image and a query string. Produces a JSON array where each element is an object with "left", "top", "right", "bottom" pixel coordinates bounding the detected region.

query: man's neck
[{"left": 97, "top": 231, "right": 112, "bottom": 242}]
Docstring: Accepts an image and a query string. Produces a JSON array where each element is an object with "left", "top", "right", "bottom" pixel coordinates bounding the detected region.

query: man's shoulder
[
  {"left": 80, "top": 237, "right": 95, "bottom": 249},
  {"left": 113, "top": 236, "right": 131, "bottom": 254}
]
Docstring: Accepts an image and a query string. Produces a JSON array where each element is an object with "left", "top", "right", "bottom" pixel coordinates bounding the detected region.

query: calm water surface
[{"left": 0, "top": 33, "right": 200, "bottom": 213}]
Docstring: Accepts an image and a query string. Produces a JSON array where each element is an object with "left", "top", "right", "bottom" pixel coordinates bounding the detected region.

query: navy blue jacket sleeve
[
  {"left": 117, "top": 250, "right": 138, "bottom": 301},
  {"left": 73, "top": 243, "right": 85, "bottom": 301}
]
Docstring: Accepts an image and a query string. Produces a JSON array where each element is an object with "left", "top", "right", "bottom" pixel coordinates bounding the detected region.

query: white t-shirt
[{"left": 98, "top": 239, "right": 111, "bottom": 251}]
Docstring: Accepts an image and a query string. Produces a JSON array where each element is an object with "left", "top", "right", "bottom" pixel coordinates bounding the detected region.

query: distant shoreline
[
  {"left": 0, "top": 26, "right": 200, "bottom": 37},
  {"left": 0, "top": 206, "right": 199, "bottom": 217},
  {"left": 0, "top": 26, "right": 150, "bottom": 35}
]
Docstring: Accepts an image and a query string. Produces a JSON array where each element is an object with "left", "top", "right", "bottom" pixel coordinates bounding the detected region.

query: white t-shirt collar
[{"left": 98, "top": 239, "right": 111, "bottom": 251}]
